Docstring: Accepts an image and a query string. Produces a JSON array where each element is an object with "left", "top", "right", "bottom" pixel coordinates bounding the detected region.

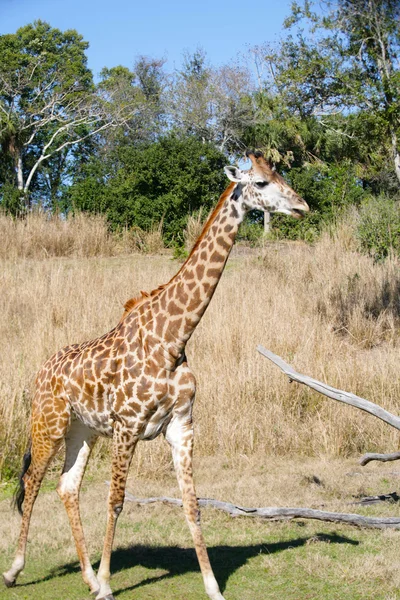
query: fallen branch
[
  {"left": 360, "top": 452, "right": 400, "bottom": 466},
  {"left": 349, "top": 492, "right": 400, "bottom": 505},
  {"left": 257, "top": 345, "right": 400, "bottom": 467},
  {"left": 256, "top": 345, "right": 400, "bottom": 431},
  {"left": 104, "top": 482, "right": 400, "bottom": 530}
]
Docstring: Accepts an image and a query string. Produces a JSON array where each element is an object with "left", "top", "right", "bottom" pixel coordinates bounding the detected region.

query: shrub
[
  {"left": 357, "top": 195, "right": 400, "bottom": 260},
  {"left": 67, "top": 134, "right": 227, "bottom": 244},
  {"left": 269, "top": 162, "right": 366, "bottom": 242},
  {"left": 236, "top": 216, "right": 265, "bottom": 246}
]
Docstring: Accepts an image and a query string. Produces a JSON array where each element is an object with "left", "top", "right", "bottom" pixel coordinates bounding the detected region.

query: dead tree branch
[
  {"left": 256, "top": 345, "right": 400, "bottom": 429},
  {"left": 360, "top": 452, "right": 400, "bottom": 466},
  {"left": 104, "top": 482, "right": 400, "bottom": 530},
  {"left": 256, "top": 345, "right": 400, "bottom": 467}
]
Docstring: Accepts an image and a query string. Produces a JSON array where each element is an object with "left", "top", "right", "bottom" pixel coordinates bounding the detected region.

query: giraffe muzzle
[{"left": 291, "top": 207, "right": 309, "bottom": 219}]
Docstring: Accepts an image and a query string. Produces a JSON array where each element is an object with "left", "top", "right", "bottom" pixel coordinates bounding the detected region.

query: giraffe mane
[
  {"left": 121, "top": 182, "right": 236, "bottom": 319},
  {"left": 121, "top": 284, "right": 167, "bottom": 318}
]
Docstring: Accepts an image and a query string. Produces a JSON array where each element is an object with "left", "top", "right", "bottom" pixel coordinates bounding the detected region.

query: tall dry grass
[
  {"left": 1, "top": 217, "right": 400, "bottom": 479},
  {"left": 0, "top": 212, "right": 165, "bottom": 259},
  {"left": 184, "top": 208, "right": 207, "bottom": 252}
]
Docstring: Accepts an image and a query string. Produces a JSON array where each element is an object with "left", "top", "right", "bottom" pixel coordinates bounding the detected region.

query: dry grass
[
  {"left": 184, "top": 208, "right": 207, "bottom": 252},
  {"left": 1, "top": 216, "right": 400, "bottom": 478},
  {"left": 0, "top": 212, "right": 165, "bottom": 259},
  {"left": 120, "top": 221, "right": 165, "bottom": 255}
]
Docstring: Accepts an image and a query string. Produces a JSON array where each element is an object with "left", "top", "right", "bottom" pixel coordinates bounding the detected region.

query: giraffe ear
[{"left": 224, "top": 165, "right": 242, "bottom": 182}]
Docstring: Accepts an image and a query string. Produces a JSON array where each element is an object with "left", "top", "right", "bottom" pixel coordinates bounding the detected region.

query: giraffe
[{"left": 3, "top": 150, "right": 309, "bottom": 600}]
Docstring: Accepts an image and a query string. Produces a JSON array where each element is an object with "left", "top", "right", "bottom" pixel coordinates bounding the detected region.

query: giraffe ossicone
[{"left": 3, "top": 151, "right": 309, "bottom": 600}]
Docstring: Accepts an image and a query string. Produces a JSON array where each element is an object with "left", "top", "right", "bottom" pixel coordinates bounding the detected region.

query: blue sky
[{"left": 1, "top": 0, "right": 295, "bottom": 77}]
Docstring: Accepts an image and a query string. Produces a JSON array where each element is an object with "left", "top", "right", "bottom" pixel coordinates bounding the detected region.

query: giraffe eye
[{"left": 255, "top": 181, "right": 268, "bottom": 189}]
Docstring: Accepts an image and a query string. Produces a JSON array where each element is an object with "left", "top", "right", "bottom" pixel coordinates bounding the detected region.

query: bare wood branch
[
  {"left": 256, "top": 345, "right": 400, "bottom": 431},
  {"left": 360, "top": 452, "right": 400, "bottom": 466},
  {"left": 41, "top": 121, "right": 113, "bottom": 159},
  {"left": 104, "top": 483, "right": 400, "bottom": 530},
  {"left": 348, "top": 492, "right": 400, "bottom": 505}
]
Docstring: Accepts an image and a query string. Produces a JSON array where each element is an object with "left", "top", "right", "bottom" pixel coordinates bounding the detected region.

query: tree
[
  {"left": 98, "top": 57, "right": 167, "bottom": 151},
  {"left": 0, "top": 21, "right": 137, "bottom": 211},
  {"left": 211, "top": 64, "right": 255, "bottom": 154},
  {"left": 168, "top": 49, "right": 214, "bottom": 142},
  {"left": 169, "top": 48, "right": 255, "bottom": 154},
  {"left": 267, "top": 0, "right": 400, "bottom": 187},
  {"left": 242, "top": 39, "right": 371, "bottom": 236}
]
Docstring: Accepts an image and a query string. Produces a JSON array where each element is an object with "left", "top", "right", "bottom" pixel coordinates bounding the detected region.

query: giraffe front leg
[
  {"left": 165, "top": 413, "right": 225, "bottom": 600},
  {"left": 96, "top": 423, "right": 137, "bottom": 600}
]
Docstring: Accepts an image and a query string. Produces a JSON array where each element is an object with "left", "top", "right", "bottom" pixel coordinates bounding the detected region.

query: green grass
[
  {"left": 2, "top": 457, "right": 400, "bottom": 600},
  {"left": 1, "top": 508, "right": 400, "bottom": 599}
]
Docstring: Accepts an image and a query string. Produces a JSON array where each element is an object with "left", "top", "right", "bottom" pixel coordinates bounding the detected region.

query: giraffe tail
[{"left": 13, "top": 442, "right": 32, "bottom": 516}]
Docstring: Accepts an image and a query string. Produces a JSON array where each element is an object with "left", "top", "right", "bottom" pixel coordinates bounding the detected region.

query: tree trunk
[
  {"left": 391, "top": 131, "right": 400, "bottom": 185},
  {"left": 14, "top": 149, "right": 29, "bottom": 211},
  {"left": 16, "top": 154, "right": 24, "bottom": 192},
  {"left": 264, "top": 211, "right": 270, "bottom": 234}
]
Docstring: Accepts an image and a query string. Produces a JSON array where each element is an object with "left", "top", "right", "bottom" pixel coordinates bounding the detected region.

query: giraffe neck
[{"left": 146, "top": 182, "right": 245, "bottom": 361}]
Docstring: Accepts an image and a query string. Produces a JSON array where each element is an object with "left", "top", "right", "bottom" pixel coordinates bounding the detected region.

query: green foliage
[
  {"left": 276, "top": 0, "right": 400, "bottom": 190},
  {"left": 0, "top": 20, "right": 92, "bottom": 95},
  {"left": 357, "top": 196, "right": 400, "bottom": 260},
  {"left": 0, "top": 182, "right": 24, "bottom": 215},
  {"left": 268, "top": 162, "right": 366, "bottom": 241},
  {"left": 269, "top": 212, "right": 322, "bottom": 243},
  {"left": 236, "top": 218, "right": 265, "bottom": 246},
  {"left": 66, "top": 159, "right": 107, "bottom": 214},
  {"left": 288, "top": 163, "right": 365, "bottom": 216},
  {"left": 2, "top": 11, "right": 399, "bottom": 246},
  {"left": 67, "top": 135, "right": 227, "bottom": 244}
]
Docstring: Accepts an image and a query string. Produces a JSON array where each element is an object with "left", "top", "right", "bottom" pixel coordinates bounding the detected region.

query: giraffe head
[{"left": 224, "top": 150, "right": 309, "bottom": 218}]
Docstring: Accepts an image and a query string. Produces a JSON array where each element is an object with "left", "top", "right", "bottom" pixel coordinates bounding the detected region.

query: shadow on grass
[{"left": 19, "top": 532, "right": 358, "bottom": 595}]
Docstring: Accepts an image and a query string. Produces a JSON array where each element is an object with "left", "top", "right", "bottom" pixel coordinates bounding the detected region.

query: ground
[
  {"left": 2, "top": 240, "right": 400, "bottom": 599},
  {"left": 2, "top": 455, "right": 400, "bottom": 600}
]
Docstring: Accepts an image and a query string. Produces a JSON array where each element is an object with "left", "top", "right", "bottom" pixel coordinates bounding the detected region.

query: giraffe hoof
[{"left": 2, "top": 574, "right": 16, "bottom": 588}]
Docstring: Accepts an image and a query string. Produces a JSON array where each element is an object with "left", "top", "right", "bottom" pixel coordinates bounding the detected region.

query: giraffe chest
[
  {"left": 110, "top": 362, "right": 196, "bottom": 441},
  {"left": 110, "top": 373, "right": 180, "bottom": 441}
]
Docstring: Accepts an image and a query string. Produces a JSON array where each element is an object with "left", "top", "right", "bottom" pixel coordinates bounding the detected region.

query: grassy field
[
  {"left": 2, "top": 213, "right": 400, "bottom": 598},
  {"left": 2, "top": 456, "right": 400, "bottom": 599},
  {"left": 1, "top": 220, "right": 400, "bottom": 476}
]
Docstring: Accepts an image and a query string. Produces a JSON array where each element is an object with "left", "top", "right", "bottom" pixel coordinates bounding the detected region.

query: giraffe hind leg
[
  {"left": 56, "top": 419, "right": 99, "bottom": 595},
  {"left": 3, "top": 432, "right": 62, "bottom": 587},
  {"left": 96, "top": 423, "right": 138, "bottom": 600}
]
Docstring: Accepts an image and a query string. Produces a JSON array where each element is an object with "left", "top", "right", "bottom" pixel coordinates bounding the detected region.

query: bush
[
  {"left": 269, "top": 162, "right": 366, "bottom": 242},
  {"left": 269, "top": 211, "right": 322, "bottom": 243},
  {"left": 0, "top": 182, "right": 25, "bottom": 216},
  {"left": 236, "top": 216, "right": 265, "bottom": 246},
  {"left": 357, "top": 195, "right": 400, "bottom": 260},
  {"left": 67, "top": 134, "right": 227, "bottom": 245}
]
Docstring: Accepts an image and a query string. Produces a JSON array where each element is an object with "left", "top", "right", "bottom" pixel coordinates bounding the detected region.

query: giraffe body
[{"left": 3, "top": 151, "right": 309, "bottom": 600}]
